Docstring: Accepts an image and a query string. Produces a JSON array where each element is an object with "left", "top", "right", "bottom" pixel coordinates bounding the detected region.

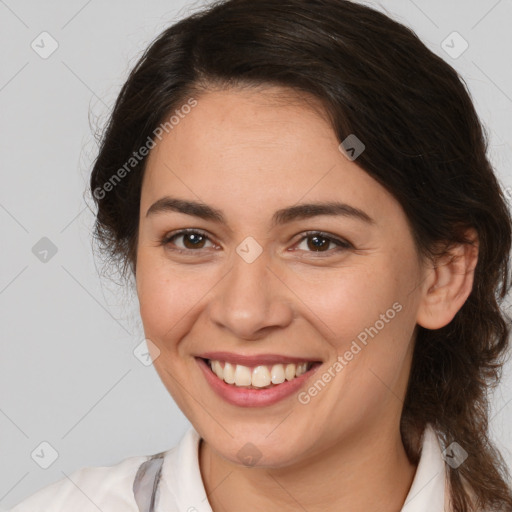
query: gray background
[{"left": 1, "top": 0, "right": 511, "bottom": 509}]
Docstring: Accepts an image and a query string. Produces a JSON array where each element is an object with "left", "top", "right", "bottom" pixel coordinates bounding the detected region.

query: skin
[{"left": 135, "top": 86, "right": 478, "bottom": 512}]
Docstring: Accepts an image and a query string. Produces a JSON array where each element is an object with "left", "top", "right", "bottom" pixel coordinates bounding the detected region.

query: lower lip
[{"left": 196, "top": 358, "right": 321, "bottom": 407}]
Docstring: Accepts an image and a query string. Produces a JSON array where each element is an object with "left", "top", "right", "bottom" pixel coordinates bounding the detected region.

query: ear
[{"left": 416, "top": 229, "right": 479, "bottom": 330}]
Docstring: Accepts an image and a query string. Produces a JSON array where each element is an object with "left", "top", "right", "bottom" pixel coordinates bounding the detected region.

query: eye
[
  {"left": 293, "top": 231, "right": 353, "bottom": 254},
  {"left": 160, "top": 229, "right": 353, "bottom": 256},
  {"left": 161, "top": 229, "right": 217, "bottom": 252}
]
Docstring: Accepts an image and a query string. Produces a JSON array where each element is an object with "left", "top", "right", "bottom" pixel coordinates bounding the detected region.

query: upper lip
[{"left": 197, "top": 351, "right": 321, "bottom": 366}]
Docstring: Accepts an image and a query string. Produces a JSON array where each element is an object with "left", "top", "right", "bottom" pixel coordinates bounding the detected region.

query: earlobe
[{"left": 416, "top": 229, "right": 479, "bottom": 330}]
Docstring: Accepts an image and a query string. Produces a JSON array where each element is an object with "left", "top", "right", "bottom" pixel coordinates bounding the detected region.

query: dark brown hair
[{"left": 89, "top": 0, "right": 512, "bottom": 510}]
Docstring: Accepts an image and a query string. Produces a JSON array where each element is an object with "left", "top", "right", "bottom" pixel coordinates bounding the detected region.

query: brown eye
[
  {"left": 295, "top": 231, "right": 352, "bottom": 254},
  {"left": 180, "top": 232, "right": 207, "bottom": 249},
  {"left": 306, "top": 234, "right": 330, "bottom": 251},
  {"left": 162, "top": 229, "right": 215, "bottom": 251}
]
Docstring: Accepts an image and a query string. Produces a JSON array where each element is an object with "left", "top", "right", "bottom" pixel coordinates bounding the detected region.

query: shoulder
[{"left": 9, "top": 452, "right": 152, "bottom": 512}]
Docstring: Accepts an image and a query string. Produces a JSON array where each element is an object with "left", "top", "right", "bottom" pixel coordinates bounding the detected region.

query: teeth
[
  {"left": 223, "top": 362, "right": 235, "bottom": 384},
  {"left": 212, "top": 360, "right": 223, "bottom": 379},
  {"left": 208, "top": 360, "right": 313, "bottom": 388},
  {"left": 251, "top": 366, "right": 271, "bottom": 387},
  {"left": 285, "top": 363, "right": 296, "bottom": 381},
  {"left": 296, "top": 362, "right": 308, "bottom": 377},
  {"left": 271, "top": 364, "right": 285, "bottom": 384},
  {"left": 234, "top": 364, "right": 252, "bottom": 386}
]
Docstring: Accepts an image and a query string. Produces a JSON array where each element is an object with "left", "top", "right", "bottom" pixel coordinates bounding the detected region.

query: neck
[{"left": 199, "top": 421, "right": 417, "bottom": 512}]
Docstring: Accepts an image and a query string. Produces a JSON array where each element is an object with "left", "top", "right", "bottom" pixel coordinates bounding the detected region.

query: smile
[
  {"left": 196, "top": 352, "right": 322, "bottom": 407},
  {"left": 207, "top": 359, "right": 314, "bottom": 388}
]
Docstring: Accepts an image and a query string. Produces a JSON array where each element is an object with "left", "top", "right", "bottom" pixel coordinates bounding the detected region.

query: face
[{"left": 135, "top": 86, "right": 427, "bottom": 467}]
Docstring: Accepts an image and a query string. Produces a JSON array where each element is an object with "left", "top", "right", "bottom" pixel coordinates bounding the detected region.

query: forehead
[
  {"left": 148, "top": 87, "right": 336, "bottom": 167},
  {"left": 140, "top": 87, "right": 400, "bottom": 228}
]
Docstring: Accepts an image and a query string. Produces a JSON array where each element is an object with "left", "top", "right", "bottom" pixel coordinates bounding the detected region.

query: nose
[{"left": 207, "top": 249, "right": 294, "bottom": 340}]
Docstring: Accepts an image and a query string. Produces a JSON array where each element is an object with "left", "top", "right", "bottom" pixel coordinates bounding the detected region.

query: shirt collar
[
  {"left": 157, "top": 424, "right": 446, "bottom": 512},
  {"left": 401, "top": 424, "right": 447, "bottom": 512}
]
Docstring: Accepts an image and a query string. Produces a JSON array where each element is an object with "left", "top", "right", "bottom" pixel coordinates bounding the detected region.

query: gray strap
[{"left": 133, "top": 452, "right": 166, "bottom": 512}]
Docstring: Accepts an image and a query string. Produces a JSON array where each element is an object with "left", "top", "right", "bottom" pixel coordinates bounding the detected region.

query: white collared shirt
[{"left": 9, "top": 424, "right": 448, "bottom": 512}]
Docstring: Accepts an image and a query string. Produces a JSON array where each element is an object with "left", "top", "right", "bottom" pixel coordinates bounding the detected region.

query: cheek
[
  {"left": 328, "top": 262, "right": 418, "bottom": 397},
  {"left": 300, "top": 257, "right": 417, "bottom": 374},
  {"left": 294, "top": 263, "right": 399, "bottom": 343},
  {"left": 136, "top": 248, "right": 218, "bottom": 345},
  {"left": 297, "top": 267, "right": 416, "bottom": 428},
  {"left": 136, "top": 249, "right": 182, "bottom": 338}
]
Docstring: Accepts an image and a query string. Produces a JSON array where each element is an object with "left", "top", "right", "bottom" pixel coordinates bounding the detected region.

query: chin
[{"left": 203, "top": 423, "right": 313, "bottom": 468}]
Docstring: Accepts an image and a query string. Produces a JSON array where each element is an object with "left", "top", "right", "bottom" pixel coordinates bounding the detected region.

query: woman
[{"left": 10, "top": 0, "right": 512, "bottom": 511}]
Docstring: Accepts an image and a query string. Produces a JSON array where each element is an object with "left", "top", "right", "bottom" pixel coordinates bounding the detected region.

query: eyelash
[{"left": 160, "top": 228, "right": 353, "bottom": 256}]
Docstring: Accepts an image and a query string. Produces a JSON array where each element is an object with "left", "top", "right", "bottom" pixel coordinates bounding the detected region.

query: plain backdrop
[{"left": 1, "top": 0, "right": 511, "bottom": 509}]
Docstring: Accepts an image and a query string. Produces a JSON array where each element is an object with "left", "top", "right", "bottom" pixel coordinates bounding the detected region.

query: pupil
[
  {"left": 185, "top": 233, "right": 204, "bottom": 248},
  {"left": 309, "top": 235, "right": 328, "bottom": 251}
]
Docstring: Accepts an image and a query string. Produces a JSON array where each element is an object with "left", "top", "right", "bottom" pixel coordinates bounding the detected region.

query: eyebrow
[{"left": 145, "top": 196, "right": 375, "bottom": 226}]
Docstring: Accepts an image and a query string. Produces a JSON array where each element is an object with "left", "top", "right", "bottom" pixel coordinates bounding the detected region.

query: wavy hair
[{"left": 89, "top": 1, "right": 512, "bottom": 510}]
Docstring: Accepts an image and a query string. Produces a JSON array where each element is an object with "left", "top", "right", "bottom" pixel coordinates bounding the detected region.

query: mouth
[
  {"left": 195, "top": 351, "right": 323, "bottom": 407},
  {"left": 204, "top": 358, "right": 319, "bottom": 388},
  {"left": 195, "top": 353, "right": 322, "bottom": 407}
]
